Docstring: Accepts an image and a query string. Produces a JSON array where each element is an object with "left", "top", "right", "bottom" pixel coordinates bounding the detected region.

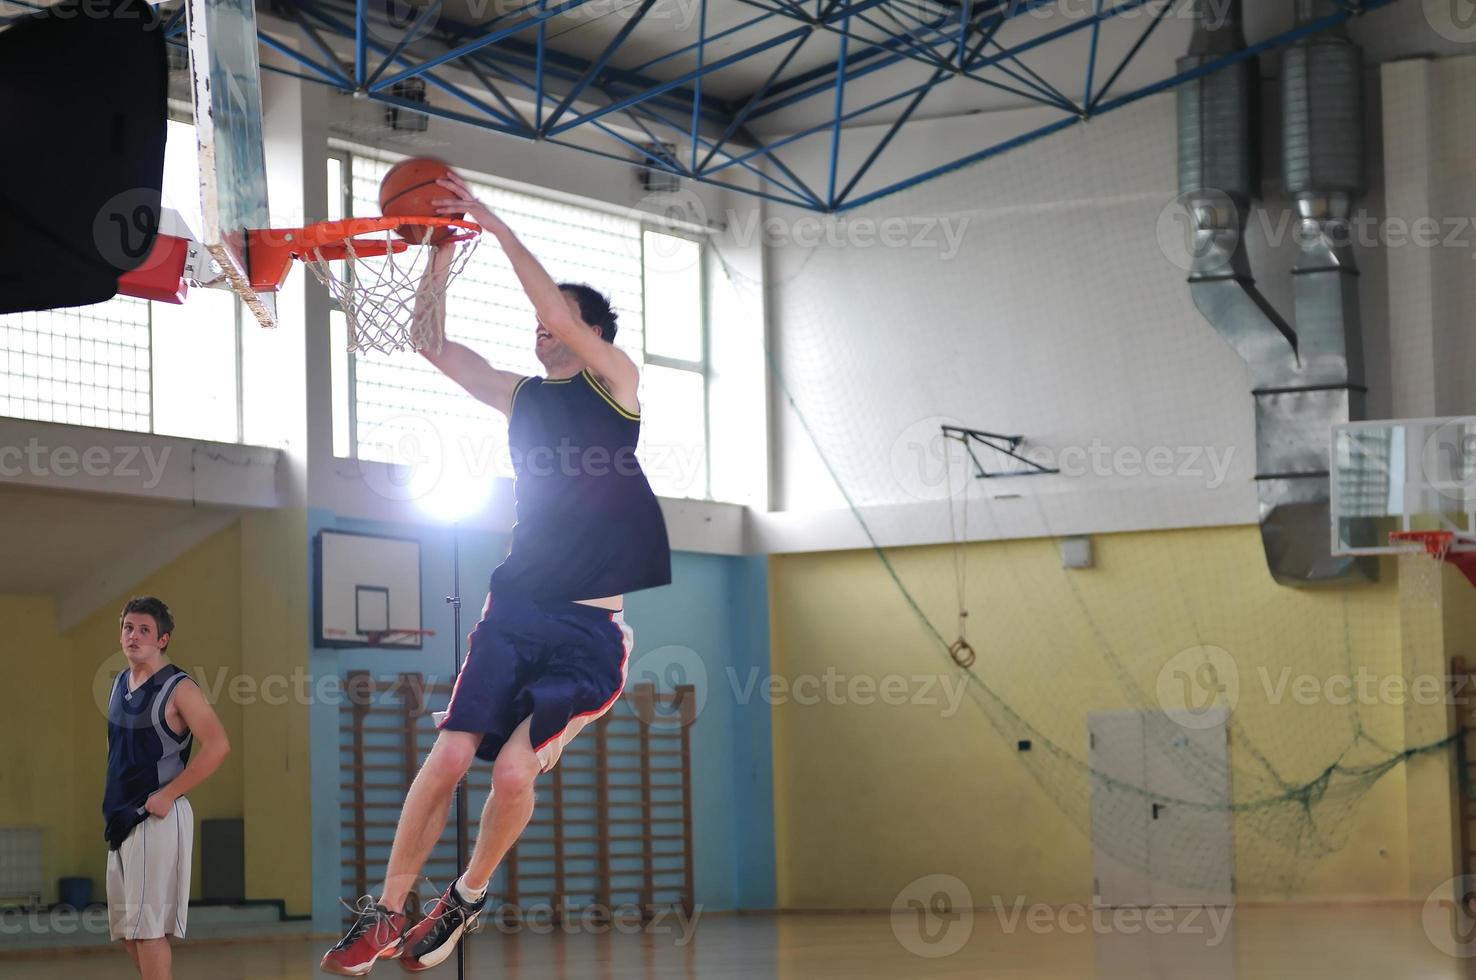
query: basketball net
[
  {"left": 1398, "top": 549, "right": 1447, "bottom": 608},
  {"left": 1392, "top": 530, "right": 1476, "bottom": 604},
  {"left": 299, "top": 223, "right": 480, "bottom": 354}
]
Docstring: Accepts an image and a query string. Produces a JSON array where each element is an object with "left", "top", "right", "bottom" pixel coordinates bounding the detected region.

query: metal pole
[
  {"left": 826, "top": 10, "right": 848, "bottom": 209},
  {"left": 447, "top": 525, "right": 467, "bottom": 979}
]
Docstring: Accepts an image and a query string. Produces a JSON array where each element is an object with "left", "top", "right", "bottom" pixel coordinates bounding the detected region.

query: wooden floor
[{"left": 4, "top": 905, "right": 1475, "bottom": 979}]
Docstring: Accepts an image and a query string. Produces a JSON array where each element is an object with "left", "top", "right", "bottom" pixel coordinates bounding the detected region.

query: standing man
[
  {"left": 104, "top": 596, "right": 231, "bottom": 980},
  {"left": 320, "top": 170, "right": 671, "bottom": 975}
]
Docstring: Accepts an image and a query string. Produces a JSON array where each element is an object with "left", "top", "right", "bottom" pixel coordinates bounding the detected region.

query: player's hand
[
  {"left": 144, "top": 790, "right": 175, "bottom": 819},
  {"left": 433, "top": 174, "right": 507, "bottom": 238}
]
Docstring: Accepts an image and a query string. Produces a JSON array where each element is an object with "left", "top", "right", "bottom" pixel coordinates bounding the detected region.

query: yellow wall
[
  {"left": 0, "top": 596, "right": 79, "bottom": 906},
  {"left": 0, "top": 515, "right": 314, "bottom": 915},
  {"left": 769, "top": 525, "right": 1453, "bottom": 909},
  {"left": 238, "top": 508, "right": 313, "bottom": 916},
  {"left": 58, "top": 523, "right": 246, "bottom": 902}
]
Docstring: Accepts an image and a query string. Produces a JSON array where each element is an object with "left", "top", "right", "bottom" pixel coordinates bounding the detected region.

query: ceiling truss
[{"left": 14, "top": 0, "right": 1402, "bottom": 211}]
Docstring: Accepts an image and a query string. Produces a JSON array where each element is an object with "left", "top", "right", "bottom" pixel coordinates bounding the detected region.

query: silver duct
[{"left": 1177, "top": 0, "right": 1375, "bottom": 585}]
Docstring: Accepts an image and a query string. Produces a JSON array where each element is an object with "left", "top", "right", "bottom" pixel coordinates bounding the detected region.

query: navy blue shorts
[{"left": 435, "top": 592, "right": 632, "bottom": 768}]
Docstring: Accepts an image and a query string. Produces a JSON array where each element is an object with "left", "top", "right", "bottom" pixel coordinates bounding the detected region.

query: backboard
[
  {"left": 315, "top": 530, "right": 425, "bottom": 649},
  {"left": 184, "top": 0, "right": 276, "bottom": 328},
  {"left": 1331, "top": 417, "right": 1476, "bottom": 556}
]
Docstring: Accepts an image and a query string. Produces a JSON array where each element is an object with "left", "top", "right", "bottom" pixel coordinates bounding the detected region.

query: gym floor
[{"left": 2, "top": 905, "right": 1472, "bottom": 979}]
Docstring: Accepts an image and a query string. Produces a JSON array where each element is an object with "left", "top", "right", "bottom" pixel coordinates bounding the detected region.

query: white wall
[
  {"left": 760, "top": 10, "right": 1475, "bottom": 553},
  {"left": 1381, "top": 54, "right": 1476, "bottom": 421},
  {"left": 765, "top": 94, "right": 1258, "bottom": 533}
]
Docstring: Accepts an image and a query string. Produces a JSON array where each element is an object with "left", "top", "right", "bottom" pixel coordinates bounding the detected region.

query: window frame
[
  {"left": 638, "top": 225, "right": 711, "bottom": 501},
  {"left": 327, "top": 149, "right": 358, "bottom": 457}
]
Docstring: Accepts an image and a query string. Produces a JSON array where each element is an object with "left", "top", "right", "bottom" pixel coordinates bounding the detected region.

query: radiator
[{"left": 0, "top": 827, "right": 43, "bottom": 905}]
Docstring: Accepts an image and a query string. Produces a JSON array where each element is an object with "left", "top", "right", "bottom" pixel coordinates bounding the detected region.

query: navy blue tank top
[
  {"left": 490, "top": 368, "right": 671, "bottom": 602},
  {"left": 103, "top": 664, "right": 193, "bottom": 850}
]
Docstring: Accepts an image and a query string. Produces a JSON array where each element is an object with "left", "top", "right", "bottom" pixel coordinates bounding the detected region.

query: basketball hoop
[
  {"left": 244, "top": 216, "right": 481, "bottom": 353},
  {"left": 1389, "top": 531, "right": 1476, "bottom": 589},
  {"left": 1391, "top": 530, "right": 1460, "bottom": 560}
]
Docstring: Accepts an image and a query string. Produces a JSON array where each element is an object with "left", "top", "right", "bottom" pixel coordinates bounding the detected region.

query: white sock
[{"left": 455, "top": 875, "right": 487, "bottom": 904}]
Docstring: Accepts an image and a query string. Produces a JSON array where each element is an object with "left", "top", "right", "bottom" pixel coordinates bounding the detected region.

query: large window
[
  {"left": 332, "top": 149, "right": 710, "bottom": 500},
  {"left": 0, "top": 120, "right": 241, "bottom": 441}
]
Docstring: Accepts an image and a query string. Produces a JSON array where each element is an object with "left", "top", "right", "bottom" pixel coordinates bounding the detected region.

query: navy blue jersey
[
  {"left": 490, "top": 368, "right": 671, "bottom": 602},
  {"left": 103, "top": 664, "right": 192, "bottom": 850}
]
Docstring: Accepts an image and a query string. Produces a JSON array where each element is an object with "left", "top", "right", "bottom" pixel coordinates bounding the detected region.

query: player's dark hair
[
  {"left": 120, "top": 596, "right": 175, "bottom": 648},
  {"left": 558, "top": 283, "right": 618, "bottom": 343}
]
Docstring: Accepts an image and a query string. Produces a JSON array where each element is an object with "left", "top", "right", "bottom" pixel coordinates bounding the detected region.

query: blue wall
[
  {"left": 307, "top": 508, "right": 774, "bottom": 930},
  {"left": 626, "top": 552, "right": 776, "bottom": 912}
]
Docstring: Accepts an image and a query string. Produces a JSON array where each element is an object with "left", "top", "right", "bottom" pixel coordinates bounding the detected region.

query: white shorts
[{"left": 106, "top": 796, "right": 193, "bottom": 941}]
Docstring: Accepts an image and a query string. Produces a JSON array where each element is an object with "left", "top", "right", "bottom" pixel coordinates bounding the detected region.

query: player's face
[
  {"left": 120, "top": 613, "right": 168, "bottom": 663},
  {"left": 535, "top": 291, "right": 597, "bottom": 366},
  {"left": 534, "top": 318, "right": 558, "bottom": 356}
]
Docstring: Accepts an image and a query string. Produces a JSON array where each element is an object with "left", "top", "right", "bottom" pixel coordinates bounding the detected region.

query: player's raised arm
[
  {"left": 419, "top": 339, "right": 525, "bottom": 418},
  {"left": 432, "top": 174, "right": 638, "bottom": 405},
  {"left": 414, "top": 245, "right": 525, "bottom": 417}
]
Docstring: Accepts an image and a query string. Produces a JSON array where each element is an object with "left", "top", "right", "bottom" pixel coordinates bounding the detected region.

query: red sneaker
[
  {"left": 398, "top": 880, "right": 486, "bottom": 972},
  {"left": 320, "top": 898, "right": 407, "bottom": 976}
]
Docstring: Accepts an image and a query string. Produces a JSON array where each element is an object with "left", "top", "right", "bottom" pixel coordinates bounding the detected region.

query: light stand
[
  {"left": 417, "top": 476, "right": 492, "bottom": 978},
  {"left": 447, "top": 522, "right": 469, "bottom": 979}
]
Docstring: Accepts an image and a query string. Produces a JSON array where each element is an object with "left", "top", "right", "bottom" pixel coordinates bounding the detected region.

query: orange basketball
[{"left": 379, "top": 157, "right": 461, "bottom": 244}]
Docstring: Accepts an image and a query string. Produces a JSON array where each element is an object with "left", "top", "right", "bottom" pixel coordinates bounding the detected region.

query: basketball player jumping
[{"left": 321, "top": 170, "right": 671, "bottom": 975}]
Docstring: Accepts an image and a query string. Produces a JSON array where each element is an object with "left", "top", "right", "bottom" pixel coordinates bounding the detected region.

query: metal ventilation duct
[{"left": 1177, "top": 0, "right": 1375, "bottom": 585}]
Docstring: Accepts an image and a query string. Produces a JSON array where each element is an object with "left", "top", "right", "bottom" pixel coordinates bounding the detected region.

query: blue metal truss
[{"left": 151, "top": 0, "right": 1399, "bottom": 212}]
